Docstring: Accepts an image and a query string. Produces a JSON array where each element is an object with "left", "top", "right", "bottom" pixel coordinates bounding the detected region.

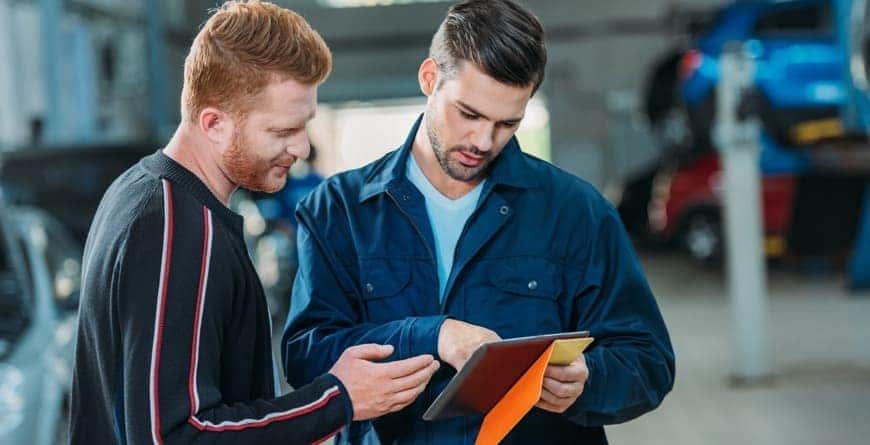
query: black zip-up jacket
[{"left": 69, "top": 150, "right": 352, "bottom": 444}]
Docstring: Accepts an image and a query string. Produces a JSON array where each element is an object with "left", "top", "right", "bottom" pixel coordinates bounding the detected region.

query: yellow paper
[{"left": 548, "top": 337, "right": 594, "bottom": 366}]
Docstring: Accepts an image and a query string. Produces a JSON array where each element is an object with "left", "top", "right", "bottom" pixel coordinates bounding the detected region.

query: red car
[{"left": 648, "top": 152, "right": 796, "bottom": 262}]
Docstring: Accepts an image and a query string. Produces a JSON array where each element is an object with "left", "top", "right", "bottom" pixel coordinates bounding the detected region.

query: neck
[
  {"left": 163, "top": 124, "right": 238, "bottom": 206},
  {"left": 412, "top": 116, "right": 481, "bottom": 200}
]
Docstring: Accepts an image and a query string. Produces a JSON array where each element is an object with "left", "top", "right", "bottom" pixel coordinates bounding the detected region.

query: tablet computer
[{"left": 422, "top": 330, "right": 590, "bottom": 421}]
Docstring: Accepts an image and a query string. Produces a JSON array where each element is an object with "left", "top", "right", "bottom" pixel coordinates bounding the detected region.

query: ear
[
  {"left": 198, "top": 107, "right": 235, "bottom": 146},
  {"left": 418, "top": 58, "right": 439, "bottom": 97}
]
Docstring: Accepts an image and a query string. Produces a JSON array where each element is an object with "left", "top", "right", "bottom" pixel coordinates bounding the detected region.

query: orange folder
[{"left": 422, "top": 332, "right": 594, "bottom": 444}]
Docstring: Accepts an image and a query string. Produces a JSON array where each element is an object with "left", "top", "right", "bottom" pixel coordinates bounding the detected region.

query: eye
[
  {"left": 459, "top": 110, "right": 479, "bottom": 120},
  {"left": 500, "top": 122, "right": 519, "bottom": 129},
  {"left": 275, "top": 128, "right": 300, "bottom": 138}
]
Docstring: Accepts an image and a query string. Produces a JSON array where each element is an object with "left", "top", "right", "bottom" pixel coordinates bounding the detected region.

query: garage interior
[{"left": 1, "top": 1, "right": 869, "bottom": 444}]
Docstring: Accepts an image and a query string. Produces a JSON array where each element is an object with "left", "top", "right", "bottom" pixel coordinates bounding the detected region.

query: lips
[
  {"left": 272, "top": 164, "right": 292, "bottom": 176},
  {"left": 274, "top": 158, "right": 296, "bottom": 170},
  {"left": 455, "top": 151, "right": 483, "bottom": 167}
]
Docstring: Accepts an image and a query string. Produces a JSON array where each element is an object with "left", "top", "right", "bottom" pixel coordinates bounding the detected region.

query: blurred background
[{"left": 1, "top": 0, "right": 869, "bottom": 444}]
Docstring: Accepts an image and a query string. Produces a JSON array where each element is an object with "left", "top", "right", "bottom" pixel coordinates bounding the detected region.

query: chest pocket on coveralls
[
  {"left": 465, "top": 257, "right": 564, "bottom": 338},
  {"left": 359, "top": 259, "right": 413, "bottom": 323}
]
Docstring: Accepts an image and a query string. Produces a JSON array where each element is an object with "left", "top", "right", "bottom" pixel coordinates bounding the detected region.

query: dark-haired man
[{"left": 282, "top": 1, "right": 674, "bottom": 443}]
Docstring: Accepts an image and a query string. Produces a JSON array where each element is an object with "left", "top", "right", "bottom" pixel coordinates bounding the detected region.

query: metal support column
[{"left": 715, "top": 43, "right": 772, "bottom": 384}]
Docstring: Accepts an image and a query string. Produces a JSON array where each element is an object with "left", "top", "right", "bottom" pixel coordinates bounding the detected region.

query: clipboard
[{"left": 422, "top": 331, "right": 592, "bottom": 422}]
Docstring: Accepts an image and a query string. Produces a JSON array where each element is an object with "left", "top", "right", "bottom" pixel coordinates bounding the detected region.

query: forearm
[{"left": 563, "top": 337, "right": 675, "bottom": 426}]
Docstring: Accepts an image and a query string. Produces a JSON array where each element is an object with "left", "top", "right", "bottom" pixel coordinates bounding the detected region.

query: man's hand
[
  {"left": 329, "top": 344, "right": 440, "bottom": 421},
  {"left": 536, "top": 354, "right": 589, "bottom": 414},
  {"left": 437, "top": 319, "right": 501, "bottom": 371}
]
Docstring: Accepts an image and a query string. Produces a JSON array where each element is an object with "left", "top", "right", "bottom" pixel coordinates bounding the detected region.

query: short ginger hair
[{"left": 181, "top": 0, "right": 332, "bottom": 123}]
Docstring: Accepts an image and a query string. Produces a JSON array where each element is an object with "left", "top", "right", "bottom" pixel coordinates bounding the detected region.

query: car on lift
[
  {"left": 631, "top": 0, "right": 835, "bottom": 243},
  {"left": 644, "top": 0, "right": 848, "bottom": 152},
  {"left": 632, "top": 0, "right": 870, "bottom": 262},
  {"left": 679, "top": 0, "right": 844, "bottom": 149},
  {"left": 0, "top": 200, "right": 82, "bottom": 445}
]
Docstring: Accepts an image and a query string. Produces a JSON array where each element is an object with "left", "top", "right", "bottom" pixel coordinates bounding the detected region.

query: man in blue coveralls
[{"left": 282, "top": 1, "right": 675, "bottom": 443}]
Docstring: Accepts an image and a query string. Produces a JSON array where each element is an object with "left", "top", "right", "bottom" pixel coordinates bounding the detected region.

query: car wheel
[
  {"left": 655, "top": 104, "right": 694, "bottom": 149},
  {"left": 683, "top": 212, "right": 721, "bottom": 263},
  {"left": 645, "top": 49, "right": 696, "bottom": 151}
]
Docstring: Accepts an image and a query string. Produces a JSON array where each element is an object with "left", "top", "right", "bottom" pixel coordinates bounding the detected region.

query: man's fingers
[
  {"left": 379, "top": 354, "right": 435, "bottom": 378},
  {"left": 542, "top": 377, "right": 579, "bottom": 399},
  {"left": 389, "top": 381, "right": 429, "bottom": 412},
  {"left": 483, "top": 331, "right": 502, "bottom": 343},
  {"left": 544, "top": 361, "right": 587, "bottom": 383},
  {"left": 390, "top": 360, "right": 440, "bottom": 392},
  {"left": 540, "top": 387, "right": 567, "bottom": 406},
  {"left": 535, "top": 399, "right": 562, "bottom": 413},
  {"left": 544, "top": 364, "right": 570, "bottom": 382},
  {"left": 346, "top": 343, "right": 394, "bottom": 361}
]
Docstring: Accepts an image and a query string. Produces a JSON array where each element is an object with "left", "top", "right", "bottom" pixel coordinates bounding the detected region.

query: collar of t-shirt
[{"left": 406, "top": 151, "right": 485, "bottom": 301}]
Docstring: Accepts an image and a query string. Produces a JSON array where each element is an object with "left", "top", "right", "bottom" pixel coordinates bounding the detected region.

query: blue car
[{"left": 678, "top": 0, "right": 847, "bottom": 149}]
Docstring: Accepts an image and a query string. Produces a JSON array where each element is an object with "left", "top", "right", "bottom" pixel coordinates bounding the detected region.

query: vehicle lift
[{"left": 716, "top": 0, "right": 870, "bottom": 383}]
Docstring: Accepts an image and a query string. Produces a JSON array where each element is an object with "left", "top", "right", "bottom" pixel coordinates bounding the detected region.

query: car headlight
[{"left": 0, "top": 364, "right": 25, "bottom": 435}]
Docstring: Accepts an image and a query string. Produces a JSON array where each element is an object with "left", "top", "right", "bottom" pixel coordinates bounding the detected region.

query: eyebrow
[
  {"left": 456, "top": 100, "right": 523, "bottom": 125},
  {"left": 272, "top": 109, "right": 317, "bottom": 132}
]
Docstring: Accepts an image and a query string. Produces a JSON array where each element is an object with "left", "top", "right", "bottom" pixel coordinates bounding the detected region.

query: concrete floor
[
  {"left": 607, "top": 251, "right": 870, "bottom": 445},
  {"left": 274, "top": 250, "right": 870, "bottom": 444}
]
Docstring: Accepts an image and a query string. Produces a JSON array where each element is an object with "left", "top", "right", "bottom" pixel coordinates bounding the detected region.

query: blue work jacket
[{"left": 282, "top": 116, "right": 675, "bottom": 444}]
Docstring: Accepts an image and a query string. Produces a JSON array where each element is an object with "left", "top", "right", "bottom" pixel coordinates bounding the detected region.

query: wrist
[{"left": 410, "top": 315, "right": 450, "bottom": 360}]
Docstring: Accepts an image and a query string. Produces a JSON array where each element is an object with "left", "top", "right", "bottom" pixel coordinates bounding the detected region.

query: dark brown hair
[{"left": 429, "top": 0, "right": 547, "bottom": 94}]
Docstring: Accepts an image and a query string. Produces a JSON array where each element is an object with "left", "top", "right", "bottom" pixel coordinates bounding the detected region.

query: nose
[
  {"left": 469, "top": 122, "right": 496, "bottom": 153},
  {"left": 289, "top": 132, "right": 311, "bottom": 161}
]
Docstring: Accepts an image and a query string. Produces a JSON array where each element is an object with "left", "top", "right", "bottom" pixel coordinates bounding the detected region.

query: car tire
[
  {"left": 683, "top": 212, "right": 722, "bottom": 264},
  {"left": 644, "top": 50, "right": 694, "bottom": 150},
  {"left": 655, "top": 102, "right": 694, "bottom": 150}
]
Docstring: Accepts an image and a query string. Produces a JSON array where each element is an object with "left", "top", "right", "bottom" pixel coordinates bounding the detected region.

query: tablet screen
[{"left": 423, "top": 330, "right": 590, "bottom": 421}]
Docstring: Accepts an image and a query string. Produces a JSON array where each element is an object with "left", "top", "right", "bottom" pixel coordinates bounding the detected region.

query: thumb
[{"left": 345, "top": 343, "right": 394, "bottom": 360}]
